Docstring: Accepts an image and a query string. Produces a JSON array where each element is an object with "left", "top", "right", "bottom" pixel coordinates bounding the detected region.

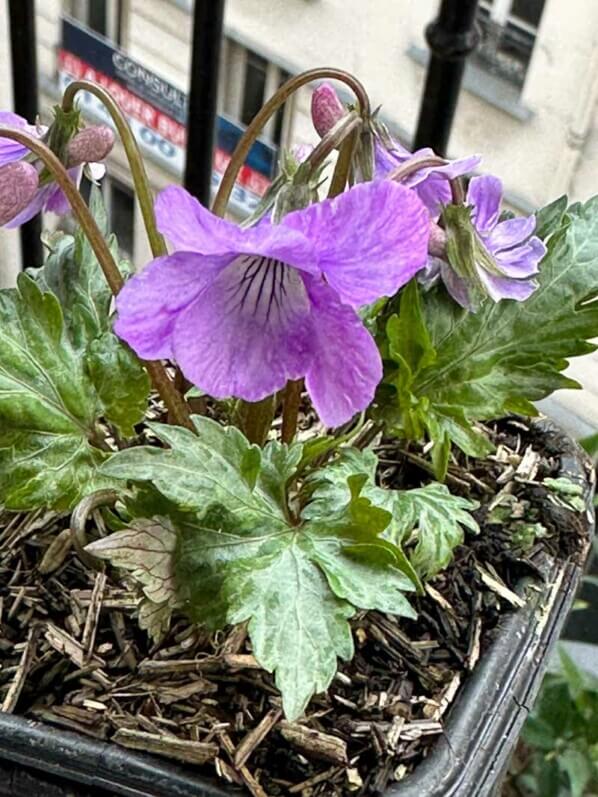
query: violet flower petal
[
  {"left": 478, "top": 270, "right": 537, "bottom": 302},
  {"left": 4, "top": 183, "right": 53, "bottom": 228},
  {"left": 494, "top": 237, "right": 546, "bottom": 277},
  {"left": 0, "top": 111, "right": 39, "bottom": 165},
  {"left": 114, "top": 252, "right": 229, "bottom": 359},
  {"left": 156, "top": 185, "right": 318, "bottom": 271},
  {"left": 171, "top": 257, "right": 313, "bottom": 402},
  {"left": 303, "top": 275, "right": 382, "bottom": 428},
  {"left": 468, "top": 175, "right": 502, "bottom": 232},
  {"left": 44, "top": 167, "right": 82, "bottom": 215},
  {"left": 282, "top": 181, "right": 429, "bottom": 307},
  {"left": 486, "top": 215, "right": 537, "bottom": 251},
  {"left": 439, "top": 262, "right": 475, "bottom": 311}
]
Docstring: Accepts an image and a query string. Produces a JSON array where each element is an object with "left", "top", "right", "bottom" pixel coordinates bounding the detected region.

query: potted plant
[{"left": 0, "top": 70, "right": 595, "bottom": 797}]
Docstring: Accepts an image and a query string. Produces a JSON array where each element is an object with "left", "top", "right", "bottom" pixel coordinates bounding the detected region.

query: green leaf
[
  {"left": 545, "top": 477, "right": 586, "bottom": 512},
  {"left": 415, "top": 198, "right": 598, "bottom": 417},
  {"left": 392, "top": 482, "right": 479, "bottom": 578},
  {"left": 305, "top": 447, "right": 478, "bottom": 581},
  {"left": 0, "top": 188, "right": 149, "bottom": 509},
  {"left": 522, "top": 716, "right": 557, "bottom": 751},
  {"left": 535, "top": 194, "right": 568, "bottom": 241},
  {"left": 0, "top": 273, "right": 117, "bottom": 510},
  {"left": 86, "top": 331, "right": 150, "bottom": 438},
  {"left": 379, "top": 197, "right": 598, "bottom": 460},
  {"left": 103, "top": 419, "right": 416, "bottom": 719},
  {"left": 37, "top": 186, "right": 131, "bottom": 348},
  {"left": 560, "top": 747, "right": 592, "bottom": 797},
  {"left": 377, "top": 281, "right": 494, "bottom": 476}
]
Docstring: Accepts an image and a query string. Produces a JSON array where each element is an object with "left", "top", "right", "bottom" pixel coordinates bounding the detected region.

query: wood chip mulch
[{"left": 0, "top": 418, "right": 591, "bottom": 796}]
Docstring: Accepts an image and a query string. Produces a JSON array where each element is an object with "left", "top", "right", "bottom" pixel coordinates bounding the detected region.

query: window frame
[
  {"left": 476, "top": 0, "right": 545, "bottom": 89},
  {"left": 67, "top": 0, "right": 126, "bottom": 45}
]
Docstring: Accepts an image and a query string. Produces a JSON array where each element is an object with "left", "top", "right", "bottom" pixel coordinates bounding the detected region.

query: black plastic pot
[{"left": 0, "top": 422, "right": 594, "bottom": 797}]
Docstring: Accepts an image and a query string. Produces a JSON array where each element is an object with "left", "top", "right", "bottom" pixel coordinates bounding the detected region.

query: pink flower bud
[
  {"left": 311, "top": 83, "right": 346, "bottom": 138},
  {"left": 428, "top": 220, "right": 447, "bottom": 258},
  {"left": 67, "top": 125, "right": 115, "bottom": 166},
  {"left": 0, "top": 161, "right": 39, "bottom": 226}
]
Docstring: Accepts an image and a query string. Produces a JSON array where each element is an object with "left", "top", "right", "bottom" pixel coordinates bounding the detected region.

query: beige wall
[{"left": 31, "top": 0, "right": 598, "bottom": 215}]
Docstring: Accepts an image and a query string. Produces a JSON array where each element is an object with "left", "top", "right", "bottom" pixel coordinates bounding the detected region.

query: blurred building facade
[
  {"left": 25, "top": 0, "right": 598, "bottom": 261},
  {"left": 1, "top": 0, "right": 597, "bottom": 427}
]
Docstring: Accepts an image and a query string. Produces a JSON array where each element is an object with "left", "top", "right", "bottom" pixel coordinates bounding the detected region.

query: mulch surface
[{"left": 0, "top": 418, "right": 591, "bottom": 796}]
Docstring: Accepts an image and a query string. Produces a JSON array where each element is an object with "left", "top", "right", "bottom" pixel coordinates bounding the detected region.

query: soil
[{"left": 0, "top": 417, "right": 592, "bottom": 797}]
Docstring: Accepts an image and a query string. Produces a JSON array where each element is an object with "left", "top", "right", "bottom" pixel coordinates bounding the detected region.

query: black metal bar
[
  {"left": 8, "top": 0, "right": 43, "bottom": 268},
  {"left": 413, "top": 0, "right": 480, "bottom": 156},
  {"left": 184, "top": 0, "right": 225, "bottom": 207}
]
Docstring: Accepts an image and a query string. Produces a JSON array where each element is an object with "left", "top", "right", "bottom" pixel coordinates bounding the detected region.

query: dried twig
[
  {"left": 113, "top": 728, "right": 218, "bottom": 765},
  {"left": 279, "top": 721, "right": 348, "bottom": 766},
  {"left": 235, "top": 708, "right": 282, "bottom": 768},
  {"left": 2, "top": 624, "right": 39, "bottom": 712}
]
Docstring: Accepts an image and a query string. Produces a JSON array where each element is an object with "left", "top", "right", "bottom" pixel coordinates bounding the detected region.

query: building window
[
  {"left": 220, "top": 38, "right": 291, "bottom": 149},
  {"left": 241, "top": 52, "right": 268, "bottom": 128},
  {"left": 67, "top": 0, "right": 125, "bottom": 44},
  {"left": 476, "top": 0, "right": 545, "bottom": 87},
  {"left": 105, "top": 179, "right": 134, "bottom": 259}
]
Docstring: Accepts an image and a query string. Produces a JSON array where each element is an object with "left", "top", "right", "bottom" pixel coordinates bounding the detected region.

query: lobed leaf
[
  {"left": 0, "top": 190, "right": 149, "bottom": 510},
  {"left": 306, "top": 448, "right": 478, "bottom": 579},
  {"left": 0, "top": 274, "right": 117, "bottom": 510},
  {"left": 103, "top": 421, "right": 416, "bottom": 719}
]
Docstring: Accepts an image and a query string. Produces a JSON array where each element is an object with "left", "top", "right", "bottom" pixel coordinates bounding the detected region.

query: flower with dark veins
[
  {"left": 436, "top": 175, "right": 547, "bottom": 310},
  {"left": 0, "top": 110, "right": 113, "bottom": 227},
  {"left": 115, "top": 181, "right": 430, "bottom": 427}
]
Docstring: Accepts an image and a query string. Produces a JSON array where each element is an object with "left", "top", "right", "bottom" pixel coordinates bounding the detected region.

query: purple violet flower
[
  {"left": 435, "top": 175, "right": 547, "bottom": 309},
  {"left": 374, "top": 136, "right": 481, "bottom": 219},
  {"left": 115, "top": 181, "right": 430, "bottom": 427},
  {"left": 0, "top": 111, "right": 112, "bottom": 227}
]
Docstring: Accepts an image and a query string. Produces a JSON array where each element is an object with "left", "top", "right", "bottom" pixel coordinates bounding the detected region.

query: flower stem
[
  {"left": 300, "top": 111, "right": 361, "bottom": 180},
  {"left": 234, "top": 395, "right": 277, "bottom": 446},
  {"left": 61, "top": 80, "right": 167, "bottom": 258},
  {"left": 281, "top": 380, "right": 303, "bottom": 445},
  {"left": 327, "top": 127, "right": 359, "bottom": 198},
  {"left": 212, "top": 67, "right": 371, "bottom": 218},
  {"left": 389, "top": 155, "right": 464, "bottom": 204},
  {"left": 0, "top": 127, "right": 193, "bottom": 430}
]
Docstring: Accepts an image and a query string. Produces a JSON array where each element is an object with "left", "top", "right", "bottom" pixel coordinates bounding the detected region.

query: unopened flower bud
[
  {"left": 67, "top": 125, "right": 115, "bottom": 166},
  {"left": 311, "top": 82, "right": 347, "bottom": 138},
  {"left": 428, "top": 220, "right": 447, "bottom": 258},
  {"left": 0, "top": 162, "right": 39, "bottom": 226}
]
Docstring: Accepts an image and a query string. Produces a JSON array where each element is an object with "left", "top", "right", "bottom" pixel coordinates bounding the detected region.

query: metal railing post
[
  {"left": 184, "top": 0, "right": 225, "bottom": 208},
  {"left": 413, "top": 0, "right": 480, "bottom": 156},
  {"left": 8, "top": 0, "right": 43, "bottom": 267}
]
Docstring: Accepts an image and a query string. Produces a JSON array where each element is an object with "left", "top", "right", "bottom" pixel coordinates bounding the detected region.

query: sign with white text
[{"left": 59, "top": 18, "right": 276, "bottom": 215}]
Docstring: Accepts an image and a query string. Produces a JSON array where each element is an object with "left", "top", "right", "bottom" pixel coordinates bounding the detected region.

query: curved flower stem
[
  {"left": 70, "top": 489, "right": 120, "bottom": 570},
  {"left": 212, "top": 67, "right": 371, "bottom": 218},
  {"left": 388, "top": 155, "right": 464, "bottom": 204},
  {"left": 62, "top": 80, "right": 167, "bottom": 258},
  {"left": 0, "top": 128, "right": 193, "bottom": 430}
]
